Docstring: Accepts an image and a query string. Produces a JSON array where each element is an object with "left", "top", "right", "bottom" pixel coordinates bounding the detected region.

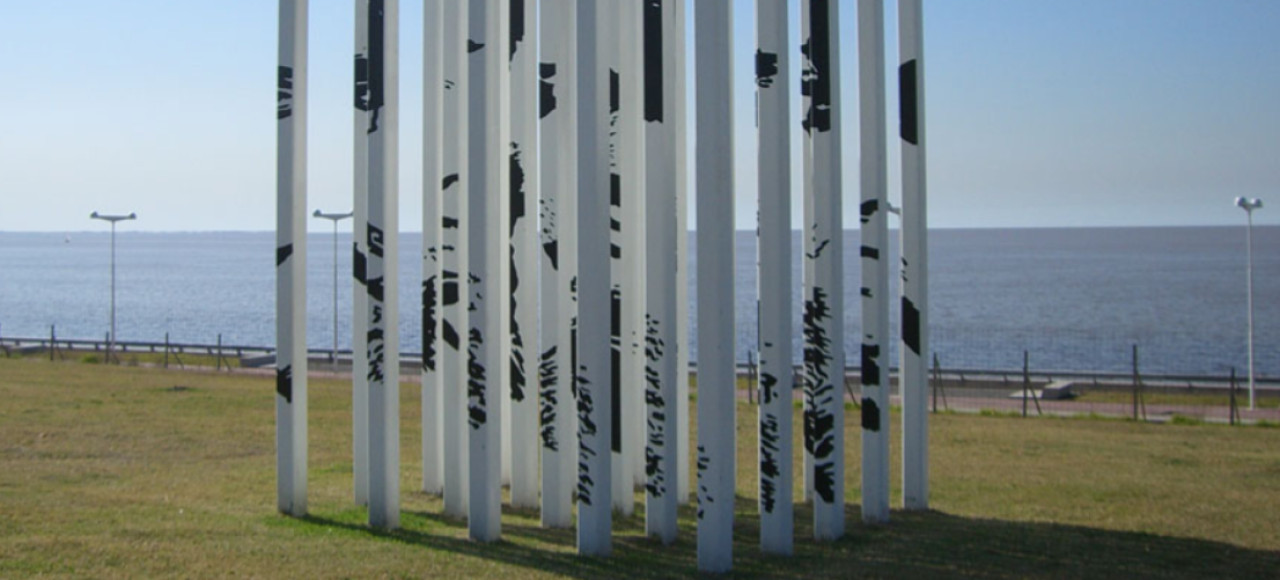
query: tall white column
[
  {"left": 695, "top": 0, "right": 734, "bottom": 572},
  {"left": 603, "top": 0, "right": 633, "bottom": 516},
  {"left": 275, "top": 0, "right": 308, "bottom": 518},
  {"left": 858, "top": 0, "right": 890, "bottom": 525},
  {"left": 576, "top": 0, "right": 613, "bottom": 557},
  {"left": 622, "top": 0, "right": 648, "bottom": 492},
  {"left": 643, "top": 0, "right": 678, "bottom": 546},
  {"left": 351, "top": 0, "right": 371, "bottom": 509},
  {"left": 421, "top": 0, "right": 444, "bottom": 497},
  {"left": 441, "top": 0, "right": 471, "bottom": 519},
  {"left": 508, "top": 0, "right": 540, "bottom": 510},
  {"left": 539, "top": 0, "right": 578, "bottom": 529},
  {"left": 366, "top": 0, "right": 400, "bottom": 531},
  {"left": 801, "top": 0, "right": 844, "bottom": 541},
  {"left": 466, "top": 0, "right": 509, "bottom": 543},
  {"left": 672, "top": 0, "right": 691, "bottom": 507},
  {"left": 756, "top": 0, "right": 794, "bottom": 555},
  {"left": 899, "top": 0, "right": 929, "bottom": 512}
]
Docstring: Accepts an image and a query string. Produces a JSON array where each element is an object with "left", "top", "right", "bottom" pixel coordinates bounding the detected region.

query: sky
[{"left": 0, "top": 0, "right": 1277, "bottom": 232}]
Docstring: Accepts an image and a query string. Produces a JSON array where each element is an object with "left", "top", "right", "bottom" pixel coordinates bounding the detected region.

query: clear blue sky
[{"left": 1, "top": 0, "right": 1277, "bottom": 232}]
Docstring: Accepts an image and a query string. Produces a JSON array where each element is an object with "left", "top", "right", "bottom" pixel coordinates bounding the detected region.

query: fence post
[
  {"left": 1230, "top": 367, "right": 1238, "bottom": 426},
  {"left": 50, "top": 325, "right": 56, "bottom": 361},
  {"left": 216, "top": 334, "right": 223, "bottom": 371},
  {"left": 1022, "top": 350, "right": 1029, "bottom": 418},
  {"left": 105, "top": 331, "right": 112, "bottom": 364},
  {"left": 164, "top": 333, "right": 170, "bottom": 368},
  {"left": 1131, "top": 344, "right": 1143, "bottom": 421},
  {"left": 931, "top": 352, "right": 938, "bottom": 413}
]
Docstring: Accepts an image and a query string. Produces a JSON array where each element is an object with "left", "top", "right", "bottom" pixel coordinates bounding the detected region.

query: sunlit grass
[{"left": 1, "top": 357, "right": 1277, "bottom": 578}]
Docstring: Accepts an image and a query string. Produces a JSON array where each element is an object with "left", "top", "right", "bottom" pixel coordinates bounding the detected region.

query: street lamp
[
  {"left": 1234, "top": 197, "right": 1264, "bottom": 410},
  {"left": 313, "top": 209, "right": 354, "bottom": 363},
  {"left": 89, "top": 211, "right": 137, "bottom": 364}
]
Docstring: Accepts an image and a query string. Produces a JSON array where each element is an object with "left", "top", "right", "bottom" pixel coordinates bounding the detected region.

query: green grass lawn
[{"left": 1, "top": 357, "right": 1277, "bottom": 578}]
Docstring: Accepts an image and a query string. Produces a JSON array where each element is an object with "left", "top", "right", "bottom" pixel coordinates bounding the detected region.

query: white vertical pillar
[
  {"left": 603, "top": 0, "right": 633, "bottom": 516},
  {"left": 695, "top": 0, "right": 734, "bottom": 572},
  {"left": 352, "top": 0, "right": 371, "bottom": 509},
  {"left": 539, "top": 0, "right": 578, "bottom": 529},
  {"left": 275, "top": 0, "right": 308, "bottom": 518},
  {"left": 509, "top": 0, "right": 540, "bottom": 510},
  {"left": 899, "top": 0, "right": 929, "bottom": 512},
  {"left": 622, "top": 0, "right": 648, "bottom": 493},
  {"left": 366, "top": 0, "right": 400, "bottom": 531},
  {"left": 673, "top": 0, "right": 690, "bottom": 507},
  {"left": 858, "top": 0, "right": 890, "bottom": 525},
  {"left": 576, "top": 0, "right": 613, "bottom": 557},
  {"left": 756, "top": 0, "right": 793, "bottom": 555},
  {"left": 441, "top": 0, "right": 470, "bottom": 519},
  {"left": 467, "top": 0, "right": 508, "bottom": 543},
  {"left": 801, "top": 0, "right": 844, "bottom": 540},
  {"left": 643, "top": 0, "right": 678, "bottom": 546},
  {"left": 421, "top": 0, "right": 444, "bottom": 497}
]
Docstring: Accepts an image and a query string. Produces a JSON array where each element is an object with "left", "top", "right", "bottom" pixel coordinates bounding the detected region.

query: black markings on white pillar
[
  {"left": 508, "top": 0, "right": 539, "bottom": 511},
  {"left": 801, "top": 0, "right": 844, "bottom": 542},
  {"left": 899, "top": 0, "right": 930, "bottom": 512},
  {"left": 576, "top": 0, "right": 612, "bottom": 556},
  {"left": 365, "top": 0, "right": 400, "bottom": 532},
  {"left": 441, "top": 0, "right": 470, "bottom": 519},
  {"left": 858, "top": 0, "right": 891, "bottom": 525},
  {"left": 466, "top": 0, "right": 508, "bottom": 543},
  {"left": 275, "top": 0, "right": 308, "bottom": 519},
  {"left": 757, "top": 0, "right": 793, "bottom": 556},
  {"left": 643, "top": 0, "right": 677, "bottom": 546},
  {"left": 695, "top": 0, "right": 734, "bottom": 572},
  {"left": 539, "top": 0, "right": 577, "bottom": 531},
  {"left": 421, "top": 0, "right": 444, "bottom": 498},
  {"left": 351, "top": 0, "right": 371, "bottom": 509}
]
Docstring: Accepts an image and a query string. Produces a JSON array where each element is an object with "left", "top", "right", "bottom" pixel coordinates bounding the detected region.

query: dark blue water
[{"left": 0, "top": 227, "right": 1275, "bottom": 377}]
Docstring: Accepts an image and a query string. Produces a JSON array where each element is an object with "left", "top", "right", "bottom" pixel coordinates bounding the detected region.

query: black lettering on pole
[
  {"left": 860, "top": 199, "right": 879, "bottom": 224},
  {"left": 277, "top": 365, "right": 293, "bottom": 403},
  {"left": 755, "top": 50, "right": 779, "bottom": 88},
  {"left": 276, "top": 244, "right": 293, "bottom": 267},
  {"left": 368, "top": 225, "right": 384, "bottom": 258},
  {"left": 902, "top": 297, "right": 921, "bottom": 355},
  {"left": 861, "top": 398, "right": 881, "bottom": 432},
  {"left": 610, "top": 289, "right": 622, "bottom": 454},
  {"left": 353, "top": 243, "right": 367, "bottom": 285},
  {"left": 354, "top": 53, "right": 370, "bottom": 111},
  {"left": 367, "top": 0, "right": 386, "bottom": 133},
  {"left": 277, "top": 66, "right": 294, "bottom": 119},
  {"left": 509, "top": 0, "right": 525, "bottom": 61},
  {"left": 423, "top": 279, "right": 439, "bottom": 371},
  {"left": 862, "top": 343, "right": 881, "bottom": 386},
  {"left": 800, "top": 0, "right": 832, "bottom": 134},
  {"left": 643, "top": 0, "right": 664, "bottom": 122},
  {"left": 899, "top": 59, "right": 919, "bottom": 145},
  {"left": 539, "top": 63, "right": 557, "bottom": 118}
]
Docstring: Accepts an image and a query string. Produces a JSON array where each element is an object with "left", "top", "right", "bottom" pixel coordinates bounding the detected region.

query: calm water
[{"left": 1, "top": 227, "right": 1275, "bottom": 377}]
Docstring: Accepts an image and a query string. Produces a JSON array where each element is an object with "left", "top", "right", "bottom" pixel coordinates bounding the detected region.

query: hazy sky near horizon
[{"left": 1, "top": 0, "right": 1278, "bottom": 232}]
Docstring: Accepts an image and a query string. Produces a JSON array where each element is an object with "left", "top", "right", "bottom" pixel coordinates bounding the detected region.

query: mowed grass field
[{"left": 2, "top": 357, "right": 1278, "bottom": 578}]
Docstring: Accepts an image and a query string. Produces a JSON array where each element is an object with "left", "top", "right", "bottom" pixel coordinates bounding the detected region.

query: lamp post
[
  {"left": 313, "top": 209, "right": 353, "bottom": 363},
  {"left": 89, "top": 211, "right": 137, "bottom": 364},
  {"left": 1234, "top": 197, "right": 1263, "bottom": 410}
]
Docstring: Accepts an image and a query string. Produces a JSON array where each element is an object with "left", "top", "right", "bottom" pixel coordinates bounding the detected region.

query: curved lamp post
[
  {"left": 313, "top": 209, "right": 353, "bottom": 363},
  {"left": 1234, "top": 197, "right": 1263, "bottom": 410},
  {"left": 89, "top": 211, "right": 137, "bottom": 364}
]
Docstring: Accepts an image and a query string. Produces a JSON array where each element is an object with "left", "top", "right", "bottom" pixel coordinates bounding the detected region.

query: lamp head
[{"left": 1235, "top": 197, "right": 1263, "bottom": 212}]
